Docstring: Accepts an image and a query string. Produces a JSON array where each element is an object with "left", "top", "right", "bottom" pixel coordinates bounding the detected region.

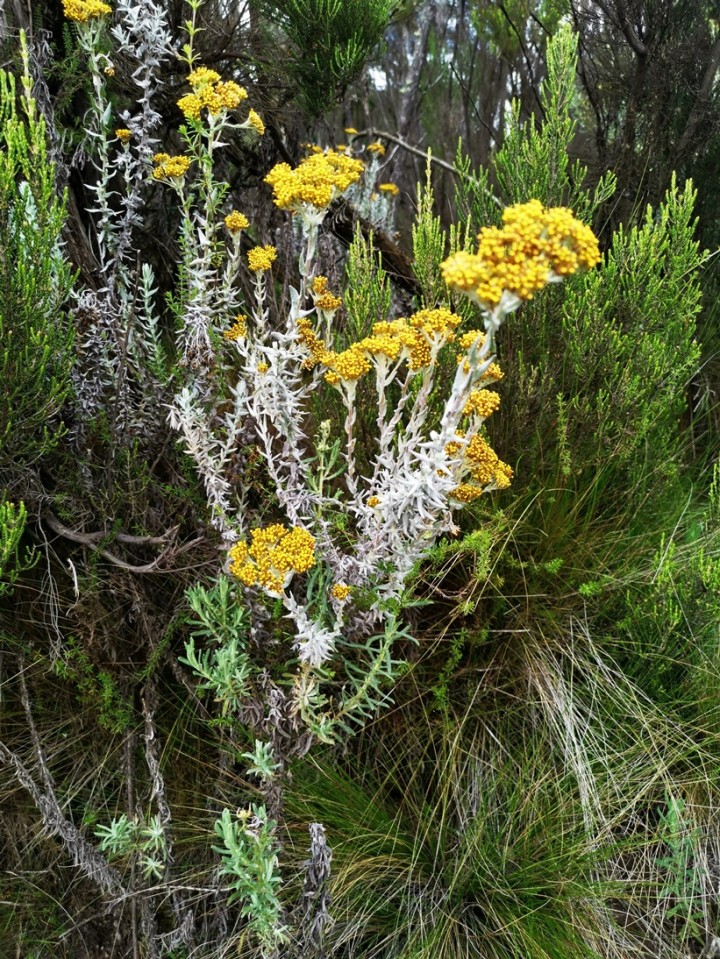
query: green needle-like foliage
[
  {"left": 259, "top": 0, "right": 395, "bottom": 114},
  {"left": 0, "top": 500, "right": 36, "bottom": 596},
  {"left": 0, "top": 47, "right": 74, "bottom": 469}
]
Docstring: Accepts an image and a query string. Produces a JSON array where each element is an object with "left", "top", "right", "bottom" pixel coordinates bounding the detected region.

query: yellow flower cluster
[
  {"left": 177, "top": 67, "right": 248, "bottom": 121},
  {"left": 152, "top": 153, "right": 191, "bottom": 180},
  {"left": 188, "top": 66, "right": 221, "bottom": 86},
  {"left": 366, "top": 141, "right": 386, "bottom": 156},
  {"left": 441, "top": 199, "right": 601, "bottom": 311},
  {"left": 225, "top": 211, "right": 250, "bottom": 232},
  {"left": 296, "top": 319, "right": 331, "bottom": 369},
  {"left": 379, "top": 182, "right": 399, "bottom": 197},
  {"left": 344, "top": 127, "right": 359, "bottom": 136},
  {"left": 367, "top": 495, "right": 381, "bottom": 508},
  {"left": 264, "top": 150, "right": 364, "bottom": 212},
  {"left": 455, "top": 329, "right": 505, "bottom": 379},
  {"left": 321, "top": 308, "right": 461, "bottom": 386},
  {"left": 463, "top": 389, "right": 501, "bottom": 419},
  {"left": 248, "top": 245, "right": 277, "bottom": 272},
  {"left": 228, "top": 524, "right": 316, "bottom": 594},
  {"left": 312, "top": 276, "right": 342, "bottom": 313},
  {"left": 63, "top": 0, "right": 111, "bottom": 21},
  {"left": 331, "top": 583, "right": 352, "bottom": 601},
  {"left": 115, "top": 128, "right": 132, "bottom": 143},
  {"left": 247, "top": 109, "right": 265, "bottom": 136},
  {"left": 446, "top": 432, "right": 513, "bottom": 501},
  {"left": 224, "top": 315, "right": 247, "bottom": 340}
]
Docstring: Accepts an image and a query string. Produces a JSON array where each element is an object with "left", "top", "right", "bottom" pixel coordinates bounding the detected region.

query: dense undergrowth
[{"left": 1, "top": 4, "right": 720, "bottom": 958}]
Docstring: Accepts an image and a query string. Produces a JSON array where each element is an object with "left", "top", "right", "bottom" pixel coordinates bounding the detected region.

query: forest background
[{"left": 3, "top": 1, "right": 720, "bottom": 957}]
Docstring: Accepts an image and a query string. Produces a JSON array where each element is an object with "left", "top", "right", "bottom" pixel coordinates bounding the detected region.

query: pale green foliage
[
  {"left": 212, "top": 806, "right": 286, "bottom": 954},
  {"left": 95, "top": 812, "right": 168, "bottom": 880},
  {"left": 180, "top": 579, "right": 252, "bottom": 715},
  {"left": 0, "top": 501, "right": 36, "bottom": 596},
  {"left": 333, "top": 614, "right": 413, "bottom": 735},
  {"left": 241, "top": 740, "right": 281, "bottom": 782}
]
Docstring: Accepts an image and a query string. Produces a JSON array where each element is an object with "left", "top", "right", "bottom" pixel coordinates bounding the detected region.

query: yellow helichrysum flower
[
  {"left": 379, "top": 182, "right": 399, "bottom": 196},
  {"left": 344, "top": 127, "right": 359, "bottom": 135},
  {"left": 264, "top": 150, "right": 364, "bottom": 213},
  {"left": 229, "top": 525, "right": 316, "bottom": 594},
  {"left": 442, "top": 199, "right": 600, "bottom": 312},
  {"left": 366, "top": 141, "right": 386, "bottom": 156},
  {"left": 446, "top": 432, "right": 514, "bottom": 504},
  {"left": 152, "top": 154, "right": 191, "bottom": 180},
  {"left": 311, "top": 276, "right": 342, "bottom": 312},
  {"left": 63, "top": 0, "right": 111, "bottom": 21},
  {"left": 224, "top": 315, "right": 247, "bottom": 340},
  {"left": 247, "top": 245, "right": 277, "bottom": 272},
  {"left": 323, "top": 308, "right": 462, "bottom": 386},
  {"left": 297, "top": 318, "right": 333, "bottom": 368},
  {"left": 188, "top": 66, "right": 221, "bottom": 88},
  {"left": 115, "top": 128, "right": 132, "bottom": 143},
  {"left": 463, "top": 389, "right": 501, "bottom": 419},
  {"left": 225, "top": 211, "right": 250, "bottom": 232},
  {"left": 331, "top": 583, "right": 352, "bottom": 601},
  {"left": 177, "top": 93, "right": 202, "bottom": 121},
  {"left": 246, "top": 109, "right": 265, "bottom": 136},
  {"left": 215, "top": 81, "right": 247, "bottom": 110},
  {"left": 178, "top": 71, "right": 247, "bottom": 121}
]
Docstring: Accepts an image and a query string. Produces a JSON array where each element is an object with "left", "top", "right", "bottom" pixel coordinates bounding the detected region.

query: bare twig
[{"left": 43, "top": 511, "right": 205, "bottom": 574}]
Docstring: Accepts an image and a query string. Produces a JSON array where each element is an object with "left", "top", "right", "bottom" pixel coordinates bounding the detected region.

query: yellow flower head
[
  {"left": 331, "top": 583, "right": 352, "bottom": 601},
  {"left": 297, "top": 318, "right": 333, "bottom": 368},
  {"left": 178, "top": 70, "right": 247, "bottom": 121},
  {"left": 225, "top": 211, "right": 250, "bottom": 232},
  {"left": 228, "top": 524, "right": 316, "bottom": 594},
  {"left": 441, "top": 199, "right": 601, "bottom": 311},
  {"left": 246, "top": 109, "right": 265, "bottom": 136},
  {"left": 257, "top": 362, "right": 269, "bottom": 373},
  {"left": 152, "top": 154, "right": 191, "bottom": 180},
  {"left": 177, "top": 93, "right": 202, "bottom": 121},
  {"left": 463, "top": 389, "right": 501, "bottom": 419},
  {"left": 378, "top": 182, "right": 399, "bottom": 197},
  {"left": 323, "top": 310, "right": 460, "bottom": 386},
  {"left": 216, "top": 81, "right": 247, "bottom": 110},
  {"left": 311, "top": 275, "right": 342, "bottom": 312},
  {"left": 248, "top": 245, "right": 277, "bottom": 272},
  {"left": 367, "top": 495, "right": 381, "bottom": 508},
  {"left": 115, "top": 128, "right": 132, "bottom": 143},
  {"left": 264, "top": 150, "right": 364, "bottom": 213},
  {"left": 366, "top": 141, "right": 386, "bottom": 156},
  {"left": 188, "top": 67, "right": 221, "bottom": 88},
  {"left": 344, "top": 127, "right": 359, "bottom": 136},
  {"left": 224, "top": 315, "right": 247, "bottom": 340},
  {"left": 409, "top": 307, "right": 461, "bottom": 339},
  {"left": 446, "top": 432, "right": 513, "bottom": 503},
  {"left": 62, "top": 0, "right": 111, "bottom": 21}
]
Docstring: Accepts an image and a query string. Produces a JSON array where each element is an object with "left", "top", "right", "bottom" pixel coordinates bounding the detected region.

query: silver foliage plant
[{"left": 54, "top": 3, "right": 601, "bottom": 953}]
